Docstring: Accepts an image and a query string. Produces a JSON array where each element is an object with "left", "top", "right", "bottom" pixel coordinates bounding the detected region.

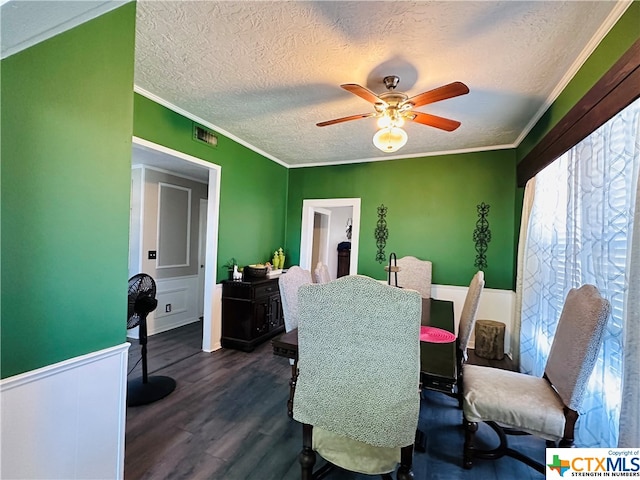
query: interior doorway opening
[
  {"left": 300, "top": 198, "right": 361, "bottom": 279},
  {"left": 311, "top": 208, "right": 331, "bottom": 270},
  {"left": 129, "top": 137, "right": 221, "bottom": 352}
]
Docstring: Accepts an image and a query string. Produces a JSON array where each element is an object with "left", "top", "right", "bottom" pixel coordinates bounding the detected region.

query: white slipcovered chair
[
  {"left": 448, "top": 271, "right": 485, "bottom": 405},
  {"left": 457, "top": 272, "right": 485, "bottom": 361},
  {"left": 279, "top": 266, "right": 312, "bottom": 333},
  {"left": 293, "top": 275, "right": 422, "bottom": 479},
  {"left": 313, "top": 261, "right": 331, "bottom": 284},
  {"left": 278, "top": 266, "right": 312, "bottom": 416},
  {"left": 395, "top": 256, "right": 432, "bottom": 298},
  {"left": 462, "top": 284, "right": 610, "bottom": 473}
]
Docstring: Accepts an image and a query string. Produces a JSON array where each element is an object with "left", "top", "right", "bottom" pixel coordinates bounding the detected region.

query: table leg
[
  {"left": 415, "top": 428, "right": 426, "bottom": 452},
  {"left": 288, "top": 360, "right": 298, "bottom": 418}
]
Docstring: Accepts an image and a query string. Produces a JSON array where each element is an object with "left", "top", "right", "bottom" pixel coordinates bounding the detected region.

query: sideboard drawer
[{"left": 254, "top": 282, "right": 278, "bottom": 299}]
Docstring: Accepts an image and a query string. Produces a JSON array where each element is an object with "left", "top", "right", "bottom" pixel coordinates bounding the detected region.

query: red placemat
[{"left": 420, "top": 326, "right": 456, "bottom": 343}]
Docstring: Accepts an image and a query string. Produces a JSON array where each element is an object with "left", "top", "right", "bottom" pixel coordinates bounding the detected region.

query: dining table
[{"left": 271, "top": 297, "right": 458, "bottom": 439}]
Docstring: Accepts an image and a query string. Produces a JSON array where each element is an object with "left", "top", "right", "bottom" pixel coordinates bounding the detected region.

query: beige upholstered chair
[
  {"left": 278, "top": 266, "right": 312, "bottom": 416},
  {"left": 313, "top": 261, "right": 331, "bottom": 284},
  {"left": 396, "top": 256, "right": 432, "bottom": 298},
  {"left": 462, "top": 284, "right": 610, "bottom": 473},
  {"left": 293, "top": 275, "right": 422, "bottom": 480}
]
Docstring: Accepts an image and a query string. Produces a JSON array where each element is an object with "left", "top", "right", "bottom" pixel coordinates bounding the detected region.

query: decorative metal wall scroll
[
  {"left": 473, "top": 202, "right": 491, "bottom": 270},
  {"left": 375, "top": 204, "right": 388, "bottom": 263}
]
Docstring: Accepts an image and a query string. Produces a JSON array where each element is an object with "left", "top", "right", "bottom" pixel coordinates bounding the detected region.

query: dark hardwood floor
[{"left": 125, "top": 322, "right": 544, "bottom": 479}]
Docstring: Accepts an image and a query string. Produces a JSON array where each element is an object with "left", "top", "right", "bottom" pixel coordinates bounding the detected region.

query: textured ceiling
[
  {"left": 0, "top": 0, "right": 128, "bottom": 59},
  {"left": 134, "top": 1, "right": 630, "bottom": 167},
  {"left": 0, "top": 1, "right": 631, "bottom": 168}
]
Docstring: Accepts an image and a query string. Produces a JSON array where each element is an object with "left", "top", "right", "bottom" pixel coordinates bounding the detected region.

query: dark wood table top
[{"left": 272, "top": 297, "right": 458, "bottom": 394}]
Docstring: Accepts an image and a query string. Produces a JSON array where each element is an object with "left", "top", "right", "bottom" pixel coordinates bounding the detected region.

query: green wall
[
  {"left": 132, "top": 95, "right": 289, "bottom": 283},
  {"left": 286, "top": 150, "right": 517, "bottom": 290},
  {"left": 1, "top": 5, "right": 137, "bottom": 378},
  {"left": 518, "top": 1, "right": 640, "bottom": 160},
  {"left": 1, "top": 0, "right": 634, "bottom": 379}
]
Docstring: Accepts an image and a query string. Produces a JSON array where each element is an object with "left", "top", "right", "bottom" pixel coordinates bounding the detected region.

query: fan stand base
[{"left": 127, "top": 375, "right": 176, "bottom": 407}]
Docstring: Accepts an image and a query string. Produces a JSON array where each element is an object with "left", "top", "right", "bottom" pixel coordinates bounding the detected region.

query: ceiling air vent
[{"left": 193, "top": 124, "right": 218, "bottom": 148}]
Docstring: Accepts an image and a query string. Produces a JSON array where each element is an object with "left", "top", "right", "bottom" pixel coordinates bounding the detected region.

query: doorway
[
  {"left": 130, "top": 137, "right": 221, "bottom": 352},
  {"left": 300, "top": 198, "right": 361, "bottom": 278},
  {"left": 311, "top": 208, "right": 331, "bottom": 270}
]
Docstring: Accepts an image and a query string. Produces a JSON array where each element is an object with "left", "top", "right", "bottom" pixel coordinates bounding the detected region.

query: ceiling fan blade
[
  {"left": 410, "top": 112, "right": 461, "bottom": 132},
  {"left": 341, "top": 84, "right": 385, "bottom": 106},
  {"left": 316, "top": 112, "right": 376, "bottom": 127},
  {"left": 406, "top": 82, "right": 469, "bottom": 108}
]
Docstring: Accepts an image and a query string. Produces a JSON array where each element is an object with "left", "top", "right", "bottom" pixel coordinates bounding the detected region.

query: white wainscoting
[
  {"left": 431, "top": 284, "right": 516, "bottom": 357},
  {"left": 129, "top": 275, "right": 201, "bottom": 339},
  {"left": 0, "top": 343, "right": 129, "bottom": 480}
]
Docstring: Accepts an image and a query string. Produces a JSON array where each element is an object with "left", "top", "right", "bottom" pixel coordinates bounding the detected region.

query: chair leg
[
  {"left": 288, "top": 361, "right": 298, "bottom": 418},
  {"left": 464, "top": 419, "right": 547, "bottom": 474},
  {"left": 463, "top": 416, "right": 477, "bottom": 469},
  {"left": 414, "top": 428, "right": 426, "bottom": 453},
  {"left": 456, "top": 350, "right": 464, "bottom": 409},
  {"left": 300, "top": 424, "right": 316, "bottom": 480},
  {"left": 396, "top": 444, "right": 414, "bottom": 480},
  {"left": 560, "top": 407, "right": 578, "bottom": 447}
]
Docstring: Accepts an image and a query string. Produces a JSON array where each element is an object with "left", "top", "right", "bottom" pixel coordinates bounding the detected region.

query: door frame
[
  {"left": 131, "top": 136, "right": 221, "bottom": 352},
  {"left": 197, "top": 198, "right": 208, "bottom": 318},
  {"left": 300, "top": 198, "right": 361, "bottom": 276}
]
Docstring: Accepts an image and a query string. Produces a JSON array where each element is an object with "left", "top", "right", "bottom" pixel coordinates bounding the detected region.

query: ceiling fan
[{"left": 317, "top": 75, "right": 469, "bottom": 152}]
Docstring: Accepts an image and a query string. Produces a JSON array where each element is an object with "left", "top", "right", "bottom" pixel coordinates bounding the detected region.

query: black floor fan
[{"left": 127, "top": 273, "right": 176, "bottom": 407}]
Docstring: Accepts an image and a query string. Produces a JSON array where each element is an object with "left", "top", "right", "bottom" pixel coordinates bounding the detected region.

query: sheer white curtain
[
  {"left": 520, "top": 97, "right": 640, "bottom": 448},
  {"left": 619, "top": 168, "right": 640, "bottom": 448},
  {"left": 512, "top": 178, "right": 536, "bottom": 368}
]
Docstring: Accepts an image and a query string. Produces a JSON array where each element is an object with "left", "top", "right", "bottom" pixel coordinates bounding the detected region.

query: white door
[
  {"left": 311, "top": 208, "right": 331, "bottom": 273},
  {"left": 197, "top": 199, "right": 208, "bottom": 319}
]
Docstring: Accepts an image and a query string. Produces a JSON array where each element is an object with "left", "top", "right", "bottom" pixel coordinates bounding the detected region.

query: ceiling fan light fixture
[
  {"left": 377, "top": 115, "right": 392, "bottom": 129},
  {"left": 377, "top": 111, "right": 405, "bottom": 129},
  {"left": 373, "top": 126, "right": 408, "bottom": 153}
]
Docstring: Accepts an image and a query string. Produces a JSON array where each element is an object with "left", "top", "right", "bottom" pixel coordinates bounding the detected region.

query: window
[{"left": 520, "top": 98, "right": 640, "bottom": 447}]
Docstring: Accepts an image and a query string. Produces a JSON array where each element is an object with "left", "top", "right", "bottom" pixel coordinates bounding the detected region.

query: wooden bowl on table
[{"left": 244, "top": 264, "right": 268, "bottom": 278}]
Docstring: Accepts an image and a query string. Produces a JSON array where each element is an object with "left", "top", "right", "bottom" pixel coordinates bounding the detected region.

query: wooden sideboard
[
  {"left": 221, "top": 277, "right": 284, "bottom": 351},
  {"left": 337, "top": 248, "right": 350, "bottom": 278}
]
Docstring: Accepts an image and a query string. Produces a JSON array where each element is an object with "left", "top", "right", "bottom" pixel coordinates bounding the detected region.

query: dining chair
[
  {"left": 293, "top": 275, "right": 422, "bottom": 479},
  {"left": 313, "top": 261, "right": 331, "bottom": 284},
  {"left": 439, "top": 270, "right": 484, "bottom": 406},
  {"left": 461, "top": 284, "right": 610, "bottom": 473},
  {"left": 456, "top": 271, "right": 485, "bottom": 372},
  {"left": 278, "top": 266, "right": 313, "bottom": 416},
  {"left": 279, "top": 266, "right": 313, "bottom": 333},
  {"left": 396, "top": 256, "right": 432, "bottom": 298}
]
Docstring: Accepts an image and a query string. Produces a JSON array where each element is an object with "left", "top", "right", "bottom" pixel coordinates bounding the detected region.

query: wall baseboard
[{"left": 0, "top": 343, "right": 130, "bottom": 480}]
